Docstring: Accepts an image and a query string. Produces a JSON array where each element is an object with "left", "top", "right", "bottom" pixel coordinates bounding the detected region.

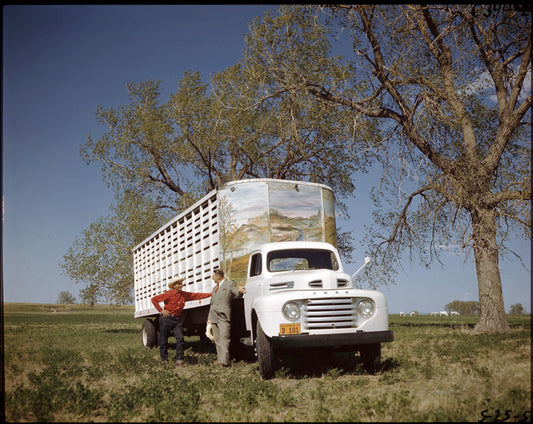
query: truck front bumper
[{"left": 270, "top": 330, "right": 393, "bottom": 350}]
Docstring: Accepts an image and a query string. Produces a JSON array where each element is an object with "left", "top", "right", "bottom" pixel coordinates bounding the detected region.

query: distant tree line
[
  {"left": 56, "top": 291, "right": 76, "bottom": 305},
  {"left": 509, "top": 303, "right": 525, "bottom": 315},
  {"left": 445, "top": 300, "right": 526, "bottom": 315},
  {"left": 445, "top": 300, "right": 480, "bottom": 315}
]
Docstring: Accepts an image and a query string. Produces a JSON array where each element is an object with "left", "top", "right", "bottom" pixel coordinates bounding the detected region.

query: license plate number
[{"left": 279, "top": 323, "right": 301, "bottom": 335}]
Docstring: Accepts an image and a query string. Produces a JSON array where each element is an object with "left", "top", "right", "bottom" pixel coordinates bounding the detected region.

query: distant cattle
[
  {"left": 410, "top": 311, "right": 417, "bottom": 317},
  {"left": 450, "top": 311, "right": 460, "bottom": 316},
  {"left": 399, "top": 312, "right": 406, "bottom": 317},
  {"left": 430, "top": 312, "right": 438, "bottom": 316},
  {"left": 439, "top": 311, "right": 449, "bottom": 316}
]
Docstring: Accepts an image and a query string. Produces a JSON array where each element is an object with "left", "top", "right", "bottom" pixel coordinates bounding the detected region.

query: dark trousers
[{"left": 159, "top": 315, "right": 184, "bottom": 361}]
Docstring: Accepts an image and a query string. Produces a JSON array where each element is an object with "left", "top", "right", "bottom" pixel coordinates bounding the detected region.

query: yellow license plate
[{"left": 279, "top": 323, "right": 301, "bottom": 335}]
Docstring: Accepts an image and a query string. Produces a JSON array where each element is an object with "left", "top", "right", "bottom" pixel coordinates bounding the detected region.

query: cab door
[{"left": 244, "top": 251, "right": 263, "bottom": 332}]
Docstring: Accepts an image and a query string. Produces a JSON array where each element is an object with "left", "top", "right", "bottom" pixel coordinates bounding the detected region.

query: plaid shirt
[{"left": 151, "top": 289, "right": 211, "bottom": 316}]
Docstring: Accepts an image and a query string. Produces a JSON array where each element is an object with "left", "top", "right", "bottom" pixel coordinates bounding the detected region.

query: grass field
[{"left": 3, "top": 303, "right": 531, "bottom": 422}]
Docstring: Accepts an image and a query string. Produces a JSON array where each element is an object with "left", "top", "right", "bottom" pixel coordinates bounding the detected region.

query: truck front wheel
[
  {"left": 142, "top": 318, "right": 158, "bottom": 348},
  {"left": 360, "top": 343, "right": 381, "bottom": 373},
  {"left": 256, "top": 320, "right": 276, "bottom": 379}
]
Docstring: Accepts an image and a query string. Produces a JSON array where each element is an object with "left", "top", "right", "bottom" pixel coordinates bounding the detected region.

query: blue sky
[{"left": 3, "top": 5, "right": 530, "bottom": 314}]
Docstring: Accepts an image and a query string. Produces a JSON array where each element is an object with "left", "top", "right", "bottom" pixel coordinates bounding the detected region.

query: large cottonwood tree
[
  {"left": 244, "top": 5, "right": 530, "bottom": 332},
  {"left": 64, "top": 53, "right": 363, "bottom": 304}
]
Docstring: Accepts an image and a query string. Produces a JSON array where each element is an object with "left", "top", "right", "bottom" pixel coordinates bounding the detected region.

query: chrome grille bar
[{"left": 303, "top": 297, "right": 357, "bottom": 330}]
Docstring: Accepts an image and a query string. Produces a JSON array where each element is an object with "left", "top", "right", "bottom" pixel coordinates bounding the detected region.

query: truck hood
[{"left": 266, "top": 269, "right": 352, "bottom": 291}]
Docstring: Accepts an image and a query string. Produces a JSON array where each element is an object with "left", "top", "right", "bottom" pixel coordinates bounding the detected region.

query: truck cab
[{"left": 243, "top": 241, "right": 393, "bottom": 378}]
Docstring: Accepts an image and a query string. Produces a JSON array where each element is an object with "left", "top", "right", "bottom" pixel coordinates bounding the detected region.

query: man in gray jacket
[{"left": 207, "top": 269, "right": 244, "bottom": 367}]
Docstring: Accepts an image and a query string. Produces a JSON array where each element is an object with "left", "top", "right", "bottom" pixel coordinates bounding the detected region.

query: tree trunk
[{"left": 470, "top": 208, "right": 511, "bottom": 333}]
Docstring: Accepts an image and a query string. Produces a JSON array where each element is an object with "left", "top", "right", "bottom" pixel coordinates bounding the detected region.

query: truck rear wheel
[
  {"left": 256, "top": 320, "right": 276, "bottom": 379},
  {"left": 360, "top": 343, "right": 381, "bottom": 373},
  {"left": 142, "top": 319, "right": 158, "bottom": 348}
]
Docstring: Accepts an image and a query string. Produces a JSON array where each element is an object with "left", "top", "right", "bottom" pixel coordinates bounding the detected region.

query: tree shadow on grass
[{"left": 380, "top": 357, "right": 402, "bottom": 372}]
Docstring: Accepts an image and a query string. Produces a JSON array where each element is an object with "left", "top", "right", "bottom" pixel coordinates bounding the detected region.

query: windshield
[{"left": 267, "top": 249, "right": 339, "bottom": 272}]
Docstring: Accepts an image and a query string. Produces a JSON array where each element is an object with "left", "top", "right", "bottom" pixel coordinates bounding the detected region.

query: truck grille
[{"left": 303, "top": 298, "right": 357, "bottom": 330}]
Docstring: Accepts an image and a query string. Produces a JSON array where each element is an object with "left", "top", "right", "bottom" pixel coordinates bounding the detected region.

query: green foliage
[
  {"left": 108, "top": 375, "right": 201, "bottom": 422},
  {"left": 56, "top": 290, "right": 76, "bottom": 304},
  {"left": 509, "top": 303, "right": 525, "bottom": 315},
  {"left": 236, "top": 5, "right": 372, "bottom": 199},
  {"left": 61, "top": 190, "right": 172, "bottom": 305},
  {"left": 8, "top": 365, "right": 104, "bottom": 421},
  {"left": 445, "top": 300, "right": 480, "bottom": 315}
]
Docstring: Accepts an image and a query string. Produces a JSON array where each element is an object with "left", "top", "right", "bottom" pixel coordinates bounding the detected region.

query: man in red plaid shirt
[{"left": 151, "top": 276, "right": 211, "bottom": 366}]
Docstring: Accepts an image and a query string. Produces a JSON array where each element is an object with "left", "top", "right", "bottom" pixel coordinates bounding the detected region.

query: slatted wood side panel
[{"left": 133, "top": 192, "right": 219, "bottom": 318}]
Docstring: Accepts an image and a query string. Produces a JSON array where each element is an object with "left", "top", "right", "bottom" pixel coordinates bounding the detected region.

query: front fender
[{"left": 251, "top": 291, "right": 297, "bottom": 338}]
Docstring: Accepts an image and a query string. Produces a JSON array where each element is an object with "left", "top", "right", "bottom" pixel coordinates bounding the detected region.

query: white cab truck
[{"left": 133, "top": 178, "right": 393, "bottom": 378}]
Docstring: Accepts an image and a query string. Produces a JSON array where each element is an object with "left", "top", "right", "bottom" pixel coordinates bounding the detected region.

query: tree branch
[
  {"left": 377, "top": 185, "right": 431, "bottom": 250},
  {"left": 418, "top": 5, "right": 479, "bottom": 165},
  {"left": 485, "top": 188, "right": 533, "bottom": 207}
]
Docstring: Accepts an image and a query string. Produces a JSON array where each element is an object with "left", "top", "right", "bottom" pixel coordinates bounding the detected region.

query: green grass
[{"left": 3, "top": 304, "right": 531, "bottom": 422}]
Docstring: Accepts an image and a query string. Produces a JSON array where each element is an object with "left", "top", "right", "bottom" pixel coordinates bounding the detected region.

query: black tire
[
  {"left": 256, "top": 320, "right": 276, "bottom": 379},
  {"left": 360, "top": 343, "right": 381, "bottom": 373},
  {"left": 142, "top": 319, "right": 157, "bottom": 348}
]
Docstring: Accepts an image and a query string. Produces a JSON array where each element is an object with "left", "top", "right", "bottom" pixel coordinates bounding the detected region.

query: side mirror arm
[{"left": 351, "top": 256, "right": 371, "bottom": 279}]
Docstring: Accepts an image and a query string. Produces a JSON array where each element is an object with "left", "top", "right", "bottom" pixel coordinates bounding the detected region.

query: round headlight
[
  {"left": 282, "top": 301, "right": 301, "bottom": 321},
  {"left": 358, "top": 299, "right": 375, "bottom": 318}
]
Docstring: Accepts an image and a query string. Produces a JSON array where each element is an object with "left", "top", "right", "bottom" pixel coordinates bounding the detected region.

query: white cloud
[
  {"left": 461, "top": 66, "right": 531, "bottom": 105},
  {"left": 436, "top": 243, "right": 460, "bottom": 251}
]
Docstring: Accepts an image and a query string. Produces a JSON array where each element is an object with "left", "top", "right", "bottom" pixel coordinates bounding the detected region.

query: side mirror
[{"left": 352, "top": 256, "right": 371, "bottom": 279}]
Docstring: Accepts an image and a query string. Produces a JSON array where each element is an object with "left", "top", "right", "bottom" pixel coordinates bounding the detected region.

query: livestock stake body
[{"left": 133, "top": 178, "right": 393, "bottom": 378}]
